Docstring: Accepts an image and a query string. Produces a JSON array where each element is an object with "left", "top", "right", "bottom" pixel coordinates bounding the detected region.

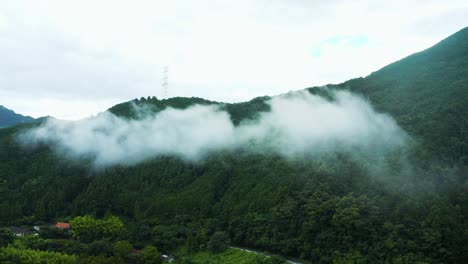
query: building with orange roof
[{"left": 55, "top": 222, "right": 70, "bottom": 229}]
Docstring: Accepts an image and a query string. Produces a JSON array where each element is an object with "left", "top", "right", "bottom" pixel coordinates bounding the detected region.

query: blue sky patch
[{"left": 312, "top": 35, "right": 370, "bottom": 57}]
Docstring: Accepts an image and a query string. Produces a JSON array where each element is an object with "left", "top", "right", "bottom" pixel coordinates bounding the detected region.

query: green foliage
[
  {"left": 108, "top": 94, "right": 270, "bottom": 126},
  {"left": 141, "top": 245, "right": 161, "bottom": 264},
  {"left": 88, "top": 240, "right": 114, "bottom": 257},
  {"left": 0, "top": 27, "right": 467, "bottom": 264},
  {"left": 108, "top": 97, "right": 217, "bottom": 120},
  {"left": 188, "top": 248, "right": 276, "bottom": 264},
  {"left": 34, "top": 200, "right": 46, "bottom": 220},
  {"left": 328, "top": 27, "right": 468, "bottom": 163},
  {"left": 76, "top": 254, "right": 124, "bottom": 264},
  {"left": 0, "top": 228, "right": 14, "bottom": 247},
  {"left": 71, "top": 215, "right": 124, "bottom": 242},
  {"left": 0, "top": 245, "right": 77, "bottom": 263},
  {"left": 113, "top": 240, "right": 133, "bottom": 258},
  {"left": 207, "top": 232, "right": 229, "bottom": 253},
  {"left": 39, "top": 226, "right": 71, "bottom": 240},
  {"left": 267, "top": 255, "right": 287, "bottom": 264},
  {"left": 70, "top": 215, "right": 95, "bottom": 242}
]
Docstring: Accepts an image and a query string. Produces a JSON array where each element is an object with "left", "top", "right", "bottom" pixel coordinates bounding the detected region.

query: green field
[{"left": 188, "top": 248, "right": 283, "bottom": 264}]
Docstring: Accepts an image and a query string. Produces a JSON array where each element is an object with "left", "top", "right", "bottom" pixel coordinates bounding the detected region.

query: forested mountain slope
[
  {"left": 0, "top": 105, "right": 36, "bottom": 128},
  {"left": 0, "top": 27, "right": 467, "bottom": 263},
  {"left": 110, "top": 27, "right": 468, "bottom": 164},
  {"left": 331, "top": 27, "right": 468, "bottom": 163}
]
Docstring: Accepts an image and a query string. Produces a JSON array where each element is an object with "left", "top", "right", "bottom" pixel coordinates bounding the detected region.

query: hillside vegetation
[
  {"left": 335, "top": 27, "right": 468, "bottom": 163},
  {"left": 0, "top": 28, "right": 467, "bottom": 263}
]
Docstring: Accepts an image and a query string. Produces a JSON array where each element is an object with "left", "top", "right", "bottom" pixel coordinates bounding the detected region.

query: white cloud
[
  {"left": 19, "top": 90, "right": 407, "bottom": 167},
  {"left": 1, "top": 0, "right": 467, "bottom": 119}
]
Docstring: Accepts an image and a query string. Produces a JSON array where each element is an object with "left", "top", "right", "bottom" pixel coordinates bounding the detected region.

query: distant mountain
[{"left": 0, "top": 105, "right": 37, "bottom": 128}]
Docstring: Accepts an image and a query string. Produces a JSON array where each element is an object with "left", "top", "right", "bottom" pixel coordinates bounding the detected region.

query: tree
[
  {"left": 134, "top": 201, "right": 142, "bottom": 221},
  {"left": 207, "top": 232, "right": 229, "bottom": 253},
  {"left": 70, "top": 215, "right": 125, "bottom": 242},
  {"left": 88, "top": 240, "right": 113, "bottom": 257},
  {"left": 71, "top": 215, "right": 97, "bottom": 242},
  {"left": 113, "top": 240, "right": 133, "bottom": 259},
  {"left": 99, "top": 216, "right": 125, "bottom": 239},
  {"left": 0, "top": 228, "right": 13, "bottom": 247},
  {"left": 141, "top": 245, "right": 161, "bottom": 264},
  {"left": 34, "top": 200, "right": 46, "bottom": 221}
]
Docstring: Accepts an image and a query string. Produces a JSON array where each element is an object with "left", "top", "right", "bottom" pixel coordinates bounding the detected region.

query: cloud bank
[{"left": 18, "top": 90, "right": 407, "bottom": 167}]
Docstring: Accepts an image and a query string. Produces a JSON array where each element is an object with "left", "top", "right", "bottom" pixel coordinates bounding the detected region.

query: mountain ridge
[
  {"left": 0, "top": 105, "right": 37, "bottom": 128},
  {"left": 338, "top": 26, "right": 468, "bottom": 162},
  {"left": 107, "top": 26, "right": 468, "bottom": 163}
]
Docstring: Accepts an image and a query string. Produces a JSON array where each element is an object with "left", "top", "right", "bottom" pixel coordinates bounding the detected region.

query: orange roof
[{"left": 55, "top": 222, "right": 70, "bottom": 229}]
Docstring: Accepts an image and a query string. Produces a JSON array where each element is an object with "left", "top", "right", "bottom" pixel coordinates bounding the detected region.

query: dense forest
[{"left": 0, "top": 28, "right": 467, "bottom": 263}]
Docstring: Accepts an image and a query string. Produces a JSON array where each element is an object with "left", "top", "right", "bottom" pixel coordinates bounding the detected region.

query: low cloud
[{"left": 18, "top": 90, "right": 407, "bottom": 167}]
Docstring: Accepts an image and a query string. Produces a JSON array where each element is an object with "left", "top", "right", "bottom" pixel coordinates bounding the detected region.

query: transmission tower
[{"left": 162, "top": 65, "right": 169, "bottom": 98}]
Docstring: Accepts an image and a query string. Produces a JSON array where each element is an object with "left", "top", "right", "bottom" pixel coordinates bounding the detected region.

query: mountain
[
  {"left": 332, "top": 26, "right": 468, "bottom": 163},
  {"left": 0, "top": 27, "right": 467, "bottom": 263},
  {"left": 110, "top": 28, "right": 468, "bottom": 164},
  {"left": 0, "top": 105, "right": 37, "bottom": 128}
]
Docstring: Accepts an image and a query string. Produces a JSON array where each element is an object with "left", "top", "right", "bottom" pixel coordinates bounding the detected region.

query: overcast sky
[{"left": 1, "top": 0, "right": 467, "bottom": 120}]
